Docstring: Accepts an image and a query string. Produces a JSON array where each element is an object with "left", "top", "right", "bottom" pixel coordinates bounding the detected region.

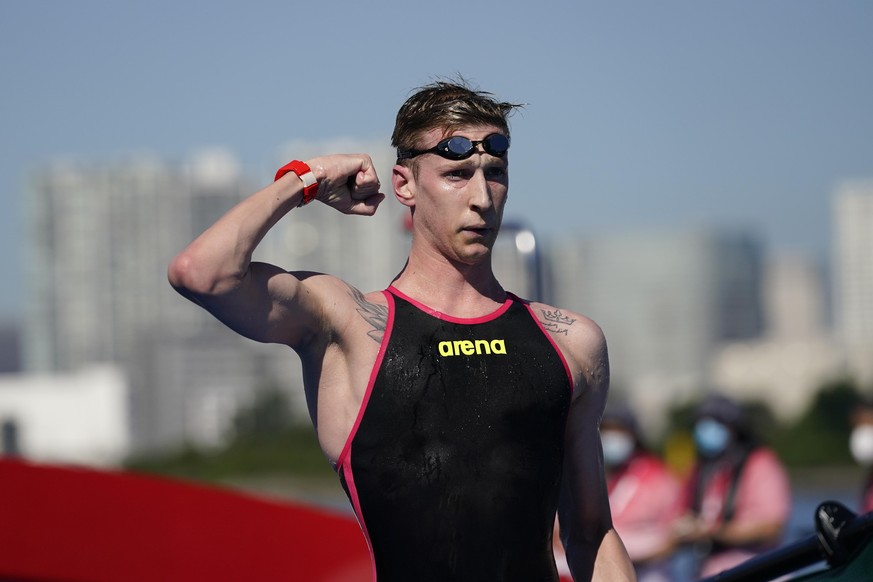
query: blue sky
[{"left": 1, "top": 1, "right": 871, "bottom": 321}]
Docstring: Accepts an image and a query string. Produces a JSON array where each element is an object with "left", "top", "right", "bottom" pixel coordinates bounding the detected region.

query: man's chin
[{"left": 455, "top": 244, "right": 493, "bottom": 265}]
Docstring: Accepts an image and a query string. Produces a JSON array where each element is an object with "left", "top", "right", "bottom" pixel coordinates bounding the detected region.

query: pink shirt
[
  {"left": 683, "top": 448, "right": 791, "bottom": 577},
  {"left": 607, "top": 453, "right": 682, "bottom": 563},
  {"left": 553, "top": 452, "right": 681, "bottom": 581},
  {"left": 861, "top": 473, "right": 873, "bottom": 513}
]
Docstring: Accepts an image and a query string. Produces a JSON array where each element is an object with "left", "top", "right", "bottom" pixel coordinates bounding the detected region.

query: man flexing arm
[
  {"left": 170, "top": 79, "right": 635, "bottom": 581},
  {"left": 168, "top": 154, "right": 383, "bottom": 347},
  {"left": 168, "top": 154, "right": 385, "bottom": 459}
]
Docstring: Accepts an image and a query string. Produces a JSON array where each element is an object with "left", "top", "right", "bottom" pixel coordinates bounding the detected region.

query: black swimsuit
[{"left": 337, "top": 287, "right": 573, "bottom": 581}]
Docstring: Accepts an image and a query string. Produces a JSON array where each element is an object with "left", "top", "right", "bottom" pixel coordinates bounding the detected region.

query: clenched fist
[{"left": 307, "top": 154, "right": 385, "bottom": 215}]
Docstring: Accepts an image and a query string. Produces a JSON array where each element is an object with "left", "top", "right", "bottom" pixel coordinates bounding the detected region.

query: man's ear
[{"left": 392, "top": 164, "right": 415, "bottom": 209}]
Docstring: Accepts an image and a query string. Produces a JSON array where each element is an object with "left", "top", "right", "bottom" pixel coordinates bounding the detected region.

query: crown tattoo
[{"left": 542, "top": 308, "right": 575, "bottom": 326}]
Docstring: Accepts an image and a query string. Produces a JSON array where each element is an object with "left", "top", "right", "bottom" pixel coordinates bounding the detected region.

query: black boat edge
[{"left": 698, "top": 501, "right": 873, "bottom": 582}]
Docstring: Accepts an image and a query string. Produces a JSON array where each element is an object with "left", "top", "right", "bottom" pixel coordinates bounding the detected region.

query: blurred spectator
[
  {"left": 849, "top": 399, "right": 873, "bottom": 513},
  {"left": 673, "top": 393, "right": 791, "bottom": 578},
  {"left": 553, "top": 404, "right": 681, "bottom": 581},
  {"left": 600, "top": 405, "right": 682, "bottom": 581}
]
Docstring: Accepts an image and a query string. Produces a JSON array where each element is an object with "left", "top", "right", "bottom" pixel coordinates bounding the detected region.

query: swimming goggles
[{"left": 397, "top": 133, "right": 510, "bottom": 161}]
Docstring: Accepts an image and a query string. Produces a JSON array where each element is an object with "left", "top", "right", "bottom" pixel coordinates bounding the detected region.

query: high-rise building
[
  {"left": 490, "top": 221, "right": 545, "bottom": 301},
  {"left": 24, "top": 151, "right": 257, "bottom": 450},
  {"left": 548, "top": 228, "right": 764, "bottom": 434},
  {"left": 763, "top": 254, "right": 828, "bottom": 341},
  {"left": 24, "top": 151, "right": 242, "bottom": 373},
  {"left": 834, "top": 182, "right": 873, "bottom": 345},
  {"left": 711, "top": 253, "right": 839, "bottom": 422},
  {"left": 833, "top": 181, "right": 873, "bottom": 383},
  {"left": 0, "top": 321, "right": 21, "bottom": 373}
]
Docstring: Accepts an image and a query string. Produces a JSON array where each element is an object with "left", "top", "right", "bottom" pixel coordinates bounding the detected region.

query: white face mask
[
  {"left": 850, "top": 425, "right": 873, "bottom": 466},
  {"left": 601, "top": 430, "right": 635, "bottom": 467}
]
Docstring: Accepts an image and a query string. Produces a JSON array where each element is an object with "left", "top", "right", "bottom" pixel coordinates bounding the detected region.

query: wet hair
[{"left": 391, "top": 77, "right": 523, "bottom": 170}]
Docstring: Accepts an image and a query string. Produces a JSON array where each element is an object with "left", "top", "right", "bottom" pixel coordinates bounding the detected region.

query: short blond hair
[{"left": 391, "top": 79, "right": 522, "bottom": 169}]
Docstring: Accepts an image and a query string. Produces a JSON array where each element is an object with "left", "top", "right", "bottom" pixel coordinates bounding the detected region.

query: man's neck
[{"left": 391, "top": 251, "right": 506, "bottom": 318}]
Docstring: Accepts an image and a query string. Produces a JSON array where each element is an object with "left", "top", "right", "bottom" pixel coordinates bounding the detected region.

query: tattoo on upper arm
[
  {"left": 349, "top": 286, "right": 387, "bottom": 343},
  {"left": 540, "top": 308, "right": 576, "bottom": 336}
]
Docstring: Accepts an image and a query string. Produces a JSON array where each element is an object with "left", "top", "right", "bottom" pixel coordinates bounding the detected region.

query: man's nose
[{"left": 468, "top": 170, "right": 493, "bottom": 211}]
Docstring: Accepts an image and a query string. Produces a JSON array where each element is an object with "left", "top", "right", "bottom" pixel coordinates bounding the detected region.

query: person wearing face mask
[
  {"left": 599, "top": 406, "right": 682, "bottom": 581},
  {"left": 672, "top": 393, "right": 792, "bottom": 578},
  {"left": 849, "top": 400, "right": 873, "bottom": 513}
]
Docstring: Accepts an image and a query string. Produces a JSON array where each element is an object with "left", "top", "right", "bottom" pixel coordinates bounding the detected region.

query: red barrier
[{"left": 0, "top": 459, "right": 371, "bottom": 582}]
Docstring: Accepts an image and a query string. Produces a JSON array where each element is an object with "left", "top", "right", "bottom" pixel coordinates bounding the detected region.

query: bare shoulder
[
  {"left": 527, "top": 301, "right": 606, "bottom": 357},
  {"left": 340, "top": 283, "right": 390, "bottom": 344},
  {"left": 274, "top": 271, "right": 385, "bottom": 347},
  {"left": 527, "top": 301, "right": 609, "bottom": 397},
  {"left": 293, "top": 272, "right": 388, "bottom": 342}
]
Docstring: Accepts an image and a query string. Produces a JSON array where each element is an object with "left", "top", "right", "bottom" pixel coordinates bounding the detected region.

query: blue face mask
[{"left": 694, "top": 418, "right": 732, "bottom": 458}]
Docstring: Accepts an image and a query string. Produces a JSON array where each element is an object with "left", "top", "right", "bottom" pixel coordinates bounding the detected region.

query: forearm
[
  {"left": 169, "top": 176, "right": 303, "bottom": 296},
  {"left": 713, "top": 518, "right": 784, "bottom": 547},
  {"left": 559, "top": 325, "right": 635, "bottom": 580},
  {"left": 616, "top": 524, "right": 677, "bottom": 563},
  {"left": 674, "top": 512, "right": 783, "bottom": 550},
  {"left": 591, "top": 529, "right": 636, "bottom": 582}
]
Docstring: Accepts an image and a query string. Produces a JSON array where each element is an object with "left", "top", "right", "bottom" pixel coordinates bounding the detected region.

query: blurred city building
[
  {"left": 548, "top": 229, "right": 765, "bottom": 435},
  {"left": 23, "top": 151, "right": 256, "bottom": 455},
  {"left": 0, "top": 321, "right": 21, "bottom": 373},
  {"left": 0, "top": 365, "right": 128, "bottom": 466},
  {"left": 491, "top": 221, "right": 545, "bottom": 301},
  {"left": 711, "top": 254, "right": 842, "bottom": 421},
  {"left": 834, "top": 181, "right": 873, "bottom": 385},
  {"left": 762, "top": 254, "right": 830, "bottom": 341},
  {"left": 24, "top": 153, "right": 234, "bottom": 373}
]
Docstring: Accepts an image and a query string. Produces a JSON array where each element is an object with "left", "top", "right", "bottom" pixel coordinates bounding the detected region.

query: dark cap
[
  {"left": 695, "top": 393, "right": 747, "bottom": 430},
  {"left": 601, "top": 404, "right": 640, "bottom": 436}
]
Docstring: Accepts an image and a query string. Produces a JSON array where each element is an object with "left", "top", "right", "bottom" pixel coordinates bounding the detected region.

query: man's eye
[{"left": 486, "top": 167, "right": 507, "bottom": 180}]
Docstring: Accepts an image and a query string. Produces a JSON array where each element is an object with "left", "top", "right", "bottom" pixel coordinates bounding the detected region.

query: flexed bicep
[{"left": 176, "top": 261, "right": 327, "bottom": 347}]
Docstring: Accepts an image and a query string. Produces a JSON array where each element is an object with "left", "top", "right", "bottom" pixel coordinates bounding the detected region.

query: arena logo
[{"left": 437, "top": 339, "right": 507, "bottom": 357}]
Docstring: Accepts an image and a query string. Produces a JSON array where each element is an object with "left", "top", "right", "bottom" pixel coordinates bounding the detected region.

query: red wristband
[{"left": 274, "top": 160, "right": 318, "bottom": 207}]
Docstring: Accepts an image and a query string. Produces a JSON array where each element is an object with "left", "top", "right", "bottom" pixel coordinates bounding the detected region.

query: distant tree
[
  {"left": 666, "top": 399, "right": 698, "bottom": 437},
  {"left": 126, "top": 383, "right": 331, "bottom": 480},
  {"left": 772, "top": 377, "right": 862, "bottom": 466},
  {"left": 232, "top": 384, "right": 294, "bottom": 443}
]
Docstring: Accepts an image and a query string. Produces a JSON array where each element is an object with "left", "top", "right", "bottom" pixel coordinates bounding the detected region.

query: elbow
[
  {"left": 167, "top": 252, "right": 229, "bottom": 297},
  {"left": 167, "top": 252, "right": 198, "bottom": 294}
]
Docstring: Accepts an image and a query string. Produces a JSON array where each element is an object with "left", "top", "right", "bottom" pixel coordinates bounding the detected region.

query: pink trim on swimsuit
[
  {"left": 335, "top": 290, "right": 395, "bottom": 581},
  {"left": 521, "top": 300, "right": 575, "bottom": 398},
  {"left": 386, "top": 285, "right": 512, "bottom": 324},
  {"left": 340, "top": 460, "right": 377, "bottom": 581},
  {"left": 337, "top": 290, "right": 395, "bottom": 469}
]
